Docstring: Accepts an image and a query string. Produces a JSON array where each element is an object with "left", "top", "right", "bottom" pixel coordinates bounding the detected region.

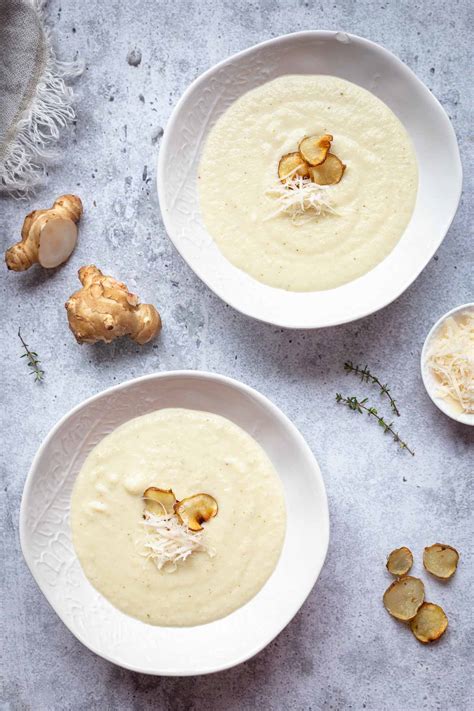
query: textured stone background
[{"left": 1, "top": 1, "right": 473, "bottom": 709}]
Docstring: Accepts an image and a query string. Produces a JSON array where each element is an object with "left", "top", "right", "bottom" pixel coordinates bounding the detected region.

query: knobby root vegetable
[
  {"left": 5, "top": 194, "right": 83, "bottom": 271},
  {"left": 65, "top": 265, "right": 162, "bottom": 345}
]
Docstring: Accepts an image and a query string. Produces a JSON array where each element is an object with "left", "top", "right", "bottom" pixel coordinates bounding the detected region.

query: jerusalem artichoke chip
[
  {"left": 410, "top": 602, "right": 448, "bottom": 643},
  {"left": 423, "top": 544, "right": 459, "bottom": 579},
  {"left": 175, "top": 493, "right": 218, "bottom": 531},
  {"left": 309, "top": 153, "right": 346, "bottom": 185},
  {"left": 298, "top": 134, "right": 333, "bottom": 166},
  {"left": 386, "top": 547, "right": 413, "bottom": 576},
  {"left": 278, "top": 152, "right": 310, "bottom": 182},
  {"left": 383, "top": 576, "right": 424, "bottom": 621},
  {"left": 143, "top": 487, "right": 177, "bottom": 515}
]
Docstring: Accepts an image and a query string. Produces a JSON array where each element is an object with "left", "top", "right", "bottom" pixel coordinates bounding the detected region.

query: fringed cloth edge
[{"left": 0, "top": 0, "right": 83, "bottom": 196}]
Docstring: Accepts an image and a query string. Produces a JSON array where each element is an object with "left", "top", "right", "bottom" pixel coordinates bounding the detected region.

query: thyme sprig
[
  {"left": 18, "top": 328, "right": 44, "bottom": 382},
  {"left": 344, "top": 361, "right": 400, "bottom": 416},
  {"left": 336, "top": 394, "right": 414, "bottom": 456}
]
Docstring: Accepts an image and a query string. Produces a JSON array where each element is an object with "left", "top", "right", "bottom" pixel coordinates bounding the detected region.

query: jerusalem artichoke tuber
[
  {"left": 65, "top": 265, "right": 161, "bottom": 344},
  {"left": 5, "top": 194, "right": 83, "bottom": 271}
]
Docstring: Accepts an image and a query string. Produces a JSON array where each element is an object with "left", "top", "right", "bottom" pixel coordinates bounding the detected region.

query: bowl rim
[
  {"left": 19, "top": 369, "right": 330, "bottom": 675},
  {"left": 420, "top": 303, "right": 474, "bottom": 426},
  {"left": 157, "top": 29, "right": 463, "bottom": 329}
]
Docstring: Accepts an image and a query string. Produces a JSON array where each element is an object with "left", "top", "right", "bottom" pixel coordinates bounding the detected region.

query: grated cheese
[
  {"left": 264, "top": 172, "right": 340, "bottom": 226},
  {"left": 141, "top": 511, "right": 215, "bottom": 572},
  {"left": 426, "top": 310, "right": 474, "bottom": 414}
]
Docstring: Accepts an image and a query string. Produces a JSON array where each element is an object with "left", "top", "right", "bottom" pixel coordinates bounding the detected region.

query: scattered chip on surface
[
  {"left": 383, "top": 576, "right": 425, "bottom": 621},
  {"left": 423, "top": 543, "right": 459, "bottom": 579},
  {"left": 386, "top": 547, "right": 414, "bottom": 576},
  {"left": 309, "top": 153, "right": 346, "bottom": 185},
  {"left": 298, "top": 134, "right": 333, "bottom": 166},
  {"left": 410, "top": 602, "right": 448, "bottom": 643},
  {"left": 278, "top": 152, "right": 310, "bottom": 182}
]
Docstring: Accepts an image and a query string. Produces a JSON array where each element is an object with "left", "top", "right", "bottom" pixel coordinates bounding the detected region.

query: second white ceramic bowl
[
  {"left": 421, "top": 303, "right": 474, "bottom": 426},
  {"left": 158, "top": 30, "right": 462, "bottom": 328},
  {"left": 20, "top": 371, "right": 329, "bottom": 675}
]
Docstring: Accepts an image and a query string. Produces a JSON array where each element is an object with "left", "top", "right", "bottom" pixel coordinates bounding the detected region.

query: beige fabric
[
  {"left": 0, "top": 0, "right": 82, "bottom": 194},
  {"left": 0, "top": 0, "right": 44, "bottom": 148}
]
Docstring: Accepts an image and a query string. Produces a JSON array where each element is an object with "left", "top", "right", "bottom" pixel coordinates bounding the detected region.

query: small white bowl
[
  {"left": 20, "top": 371, "right": 329, "bottom": 675},
  {"left": 421, "top": 303, "right": 474, "bottom": 426},
  {"left": 158, "top": 30, "right": 462, "bottom": 328}
]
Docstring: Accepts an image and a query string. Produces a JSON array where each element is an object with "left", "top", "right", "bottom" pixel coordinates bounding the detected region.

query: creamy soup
[
  {"left": 198, "top": 75, "right": 418, "bottom": 291},
  {"left": 70, "top": 408, "right": 286, "bottom": 627}
]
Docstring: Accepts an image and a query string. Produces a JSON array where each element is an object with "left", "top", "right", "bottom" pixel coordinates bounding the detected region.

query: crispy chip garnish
[
  {"left": 309, "top": 153, "right": 346, "bottom": 185},
  {"left": 386, "top": 547, "right": 413, "bottom": 576},
  {"left": 175, "top": 493, "right": 218, "bottom": 532},
  {"left": 278, "top": 152, "right": 310, "bottom": 183},
  {"left": 143, "top": 487, "right": 177, "bottom": 515},
  {"left": 410, "top": 602, "right": 448, "bottom": 643},
  {"left": 383, "top": 576, "right": 425, "bottom": 621},
  {"left": 298, "top": 134, "right": 333, "bottom": 166},
  {"left": 423, "top": 544, "right": 460, "bottom": 579}
]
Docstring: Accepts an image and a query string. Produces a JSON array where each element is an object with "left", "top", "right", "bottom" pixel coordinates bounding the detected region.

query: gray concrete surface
[{"left": 1, "top": 1, "right": 473, "bottom": 709}]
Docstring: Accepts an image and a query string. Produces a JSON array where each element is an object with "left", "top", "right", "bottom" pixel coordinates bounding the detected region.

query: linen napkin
[{"left": 0, "top": 0, "right": 82, "bottom": 194}]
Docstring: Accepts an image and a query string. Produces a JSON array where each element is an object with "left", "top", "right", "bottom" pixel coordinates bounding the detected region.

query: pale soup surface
[
  {"left": 71, "top": 408, "right": 286, "bottom": 626},
  {"left": 198, "top": 74, "right": 418, "bottom": 291}
]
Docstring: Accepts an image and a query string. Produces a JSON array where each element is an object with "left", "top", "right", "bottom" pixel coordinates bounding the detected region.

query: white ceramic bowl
[
  {"left": 158, "top": 30, "right": 462, "bottom": 328},
  {"left": 20, "top": 371, "right": 329, "bottom": 675},
  {"left": 421, "top": 303, "right": 474, "bottom": 426}
]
